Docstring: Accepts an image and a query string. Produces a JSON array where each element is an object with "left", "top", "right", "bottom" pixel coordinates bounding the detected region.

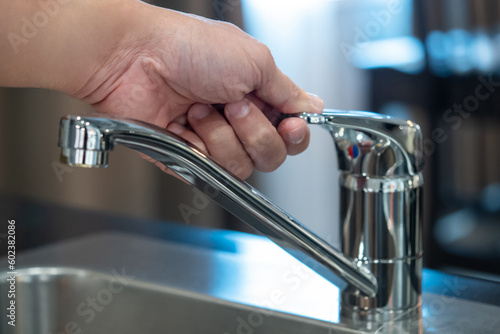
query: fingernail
[
  {"left": 190, "top": 104, "right": 211, "bottom": 119},
  {"left": 308, "top": 93, "right": 324, "bottom": 112},
  {"left": 168, "top": 122, "right": 184, "bottom": 135},
  {"left": 287, "top": 126, "right": 306, "bottom": 145},
  {"left": 226, "top": 100, "right": 250, "bottom": 119}
]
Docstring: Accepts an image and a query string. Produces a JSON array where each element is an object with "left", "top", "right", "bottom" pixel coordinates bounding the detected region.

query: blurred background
[{"left": 1, "top": 0, "right": 500, "bottom": 281}]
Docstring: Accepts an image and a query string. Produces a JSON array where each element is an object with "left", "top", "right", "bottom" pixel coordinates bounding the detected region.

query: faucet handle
[
  {"left": 289, "top": 110, "right": 424, "bottom": 178},
  {"left": 249, "top": 103, "right": 423, "bottom": 177}
]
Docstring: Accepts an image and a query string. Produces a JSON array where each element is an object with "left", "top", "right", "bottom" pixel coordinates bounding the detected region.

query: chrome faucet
[{"left": 58, "top": 109, "right": 423, "bottom": 326}]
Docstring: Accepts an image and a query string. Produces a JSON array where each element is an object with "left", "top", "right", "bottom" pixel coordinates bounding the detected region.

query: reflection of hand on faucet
[{"left": 0, "top": 0, "right": 323, "bottom": 179}]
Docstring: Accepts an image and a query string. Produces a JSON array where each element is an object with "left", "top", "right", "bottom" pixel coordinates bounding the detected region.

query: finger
[
  {"left": 187, "top": 103, "right": 254, "bottom": 179},
  {"left": 166, "top": 122, "right": 207, "bottom": 153},
  {"left": 254, "top": 66, "right": 324, "bottom": 114},
  {"left": 246, "top": 93, "right": 310, "bottom": 155},
  {"left": 245, "top": 93, "right": 285, "bottom": 127},
  {"left": 143, "top": 122, "right": 208, "bottom": 181},
  {"left": 171, "top": 114, "right": 188, "bottom": 127},
  {"left": 139, "top": 152, "right": 176, "bottom": 177},
  {"left": 277, "top": 117, "right": 310, "bottom": 155},
  {"left": 224, "top": 99, "right": 287, "bottom": 172}
]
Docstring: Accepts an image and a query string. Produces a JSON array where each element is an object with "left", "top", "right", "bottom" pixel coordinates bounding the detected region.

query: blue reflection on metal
[{"left": 210, "top": 232, "right": 341, "bottom": 323}]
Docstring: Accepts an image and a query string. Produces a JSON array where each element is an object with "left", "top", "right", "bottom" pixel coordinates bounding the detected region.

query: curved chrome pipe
[{"left": 59, "top": 114, "right": 377, "bottom": 297}]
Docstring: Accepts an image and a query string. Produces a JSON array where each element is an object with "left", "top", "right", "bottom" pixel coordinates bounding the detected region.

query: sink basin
[
  {"left": 1, "top": 267, "right": 339, "bottom": 334},
  {"left": 1, "top": 232, "right": 500, "bottom": 333}
]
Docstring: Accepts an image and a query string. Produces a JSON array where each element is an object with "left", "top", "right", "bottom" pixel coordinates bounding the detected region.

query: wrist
[
  {"left": 71, "top": 0, "right": 177, "bottom": 102},
  {"left": 59, "top": 0, "right": 153, "bottom": 97}
]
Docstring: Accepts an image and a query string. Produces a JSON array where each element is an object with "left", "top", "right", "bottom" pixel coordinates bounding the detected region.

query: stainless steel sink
[
  {"left": 1, "top": 267, "right": 340, "bottom": 334},
  {"left": 1, "top": 232, "right": 500, "bottom": 333}
]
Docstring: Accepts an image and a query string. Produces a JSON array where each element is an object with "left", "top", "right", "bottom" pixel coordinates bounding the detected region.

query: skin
[{"left": 0, "top": 0, "right": 324, "bottom": 179}]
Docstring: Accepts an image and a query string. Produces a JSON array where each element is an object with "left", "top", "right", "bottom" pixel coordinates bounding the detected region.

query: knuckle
[
  {"left": 242, "top": 127, "right": 287, "bottom": 172},
  {"left": 257, "top": 43, "right": 273, "bottom": 61},
  {"left": 218, "top": 20, "right": 239, "bottom": 31},
  {"left": 290, "top": 82, "right": 303, "bottom": 99},
  {"left": 257, "top": 43, "right": 275, "bottom": 70},
  {"left": 245, "top": 127, "right": 277, "bottom": 154},
  {"left": 205, "top": 127, "right": 232, "bottom": 146}
]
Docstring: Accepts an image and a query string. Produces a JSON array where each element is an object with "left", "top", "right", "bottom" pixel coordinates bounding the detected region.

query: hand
[{"left": 0, "top": 0, "right": 324, "bottom": 179}]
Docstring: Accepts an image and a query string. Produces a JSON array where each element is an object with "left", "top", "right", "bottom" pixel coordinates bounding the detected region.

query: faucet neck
[{"left": 58, "top": 114, "right": 378, "bottom": 297}]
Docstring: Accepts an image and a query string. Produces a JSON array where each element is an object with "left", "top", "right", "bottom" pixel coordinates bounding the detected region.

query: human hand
[{"left": 0, "top": 0, "right": 324, "bottom": 179}]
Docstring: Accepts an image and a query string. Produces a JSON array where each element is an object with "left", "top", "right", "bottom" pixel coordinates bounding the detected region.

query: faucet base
[
  {"left": 339, "top": 256, "right": 423, "bottom": 331},
  {"left": 340, "top": 303, "right": 422, "bottom": 332},
  {"left": 339, "top": 174, "right": 423, "bottom": 328}
]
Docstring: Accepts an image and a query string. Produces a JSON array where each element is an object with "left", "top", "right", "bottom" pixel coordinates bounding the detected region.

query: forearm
[{"left": 0, "top": 0, "right": 151, "bottom": 95}]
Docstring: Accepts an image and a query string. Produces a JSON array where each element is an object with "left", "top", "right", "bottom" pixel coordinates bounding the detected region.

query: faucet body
[
  {"left": 58, "top": 110, "right": 423, "bottom": 325},
  {"left": 299, "top": 112, "right": 424, "bottom": 322},
  {"left": 340, "top": 174, "right": 422, "bottom": 323}
]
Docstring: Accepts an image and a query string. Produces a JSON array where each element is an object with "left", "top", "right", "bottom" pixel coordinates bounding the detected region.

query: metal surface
[
  {"left": 297, "top": 110, "right": 424, "bottom": 322},
  {"left": 1, "top": 233, "right": 499, "bottom": 334},
  {"left": 294, "top": 110, "right": 423, "bottom": 177},
  {"left": 0, "top": 268, "right": 337, "bottom": 334},
  {"left": 58, "top": 114, "right": 377, "bottom": 296},
  {"left": 57, "top": 109, "right": 423, "bottom": 323}
]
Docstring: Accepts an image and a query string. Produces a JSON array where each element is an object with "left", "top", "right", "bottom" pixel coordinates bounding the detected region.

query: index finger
[{"left": 253, "top": 66, "right": 324, "bottom": 114}]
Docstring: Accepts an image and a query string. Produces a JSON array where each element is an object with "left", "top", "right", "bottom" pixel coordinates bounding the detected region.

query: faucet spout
[{"left": 59, "top": 114, "right": 379, "bottom": 296}]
